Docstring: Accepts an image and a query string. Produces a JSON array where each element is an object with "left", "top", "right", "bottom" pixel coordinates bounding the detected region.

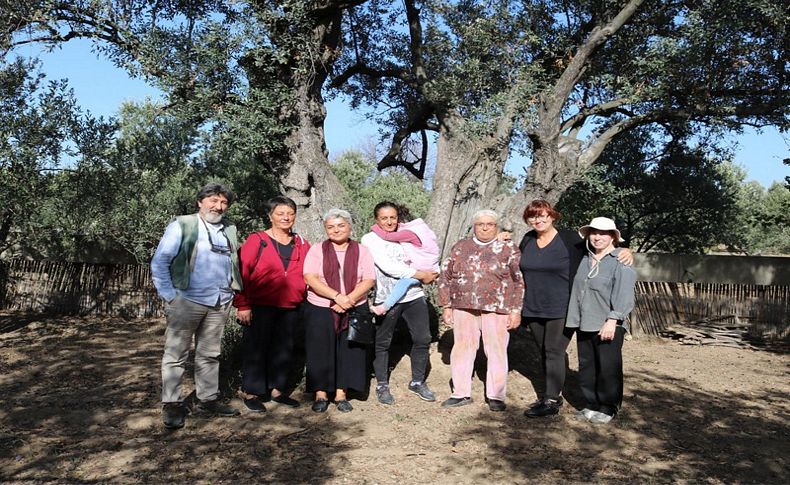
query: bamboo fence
[
  {"left": 632, "top": 281, "right": 788, "bottom": 346},
  {"left": 0, "top": 259, "right": 163, "bottom": 318},
  {"left": 1, "top": 259, "right": 788, "bottom": 345}
]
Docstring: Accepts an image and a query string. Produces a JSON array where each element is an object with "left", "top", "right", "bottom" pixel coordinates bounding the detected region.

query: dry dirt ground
[{"left": 0, "top": 312, "right": 788, "bottom": 484}]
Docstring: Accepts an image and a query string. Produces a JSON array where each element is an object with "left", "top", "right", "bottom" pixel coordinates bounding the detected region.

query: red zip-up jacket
[{"left": 233, "top": 231, "right": 310, "bottom": 311}]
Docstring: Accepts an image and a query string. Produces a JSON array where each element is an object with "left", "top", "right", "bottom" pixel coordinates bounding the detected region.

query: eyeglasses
[
  {"left": 527, "top": 215, "right": 550, "bottom": 222},
  {"left": 201, "top": 218, "right": 231, "bottom": 255},
  {"left": 208, "top": 231, "right": 231, "bottom": 255}
]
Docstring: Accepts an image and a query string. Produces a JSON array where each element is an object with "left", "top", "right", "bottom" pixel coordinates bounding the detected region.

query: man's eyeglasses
[
  {"left": 208, "top": 231, "right": 231, "bottom": 255},
  {"left": 202, "top": 218, "right": 232, "bottom": 255}
]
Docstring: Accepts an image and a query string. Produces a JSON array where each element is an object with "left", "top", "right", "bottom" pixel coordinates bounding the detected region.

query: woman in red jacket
[{"left": 234, "top": 196, "right": 310, "bottom": 412}]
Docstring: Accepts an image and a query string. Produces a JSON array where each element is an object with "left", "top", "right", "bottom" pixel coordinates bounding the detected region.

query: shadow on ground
[
  {"left": 0, "top": 313, "right": 787, "bottom": 483},
  {"left": 0, "top": 315, "right": 349, "bottom": 482},
  {"left": 440, "top": 362, "right": 788, "bottom": 483}
]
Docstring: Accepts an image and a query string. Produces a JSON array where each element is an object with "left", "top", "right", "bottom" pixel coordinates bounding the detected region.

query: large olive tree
[{"left": 333, "top": 0, "right": 788, "bottom": 251}]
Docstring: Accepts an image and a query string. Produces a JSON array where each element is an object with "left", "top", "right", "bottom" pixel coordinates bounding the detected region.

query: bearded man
[{"left": 151, "top": 183, "right": 242, "bottom": 429}]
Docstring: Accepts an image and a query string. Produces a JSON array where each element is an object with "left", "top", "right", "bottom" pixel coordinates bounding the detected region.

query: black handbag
[{"left": 347, "top": 308, "right": 374, "bottom": 345}]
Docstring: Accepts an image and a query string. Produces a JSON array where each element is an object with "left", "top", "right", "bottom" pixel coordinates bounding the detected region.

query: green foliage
[
  {"left": 3, "top": 0, "right": 787, "bottom": 262},
  {"left": 199, "top": 118, "right": 282, "bottom": 239},
  {"left": 41, "top": 100, "right": 200, "bottom": 262},
  {"left": 49, "top": 98, "right": 283, "bottom": 261},
  {"left": 335, "top": 0, "right": 788, "bottom": 211},
  {"left": 0, "top": 56, "right": 281, "bottom": 262},
  {"left": 330, "top": 150, "right": 430, "bottom": 231},
  {"left": 220, "top": 313, "right": 244, "bottom": 392},
  {"left": 336, "top": 0, "right": 547, "bottom": 136},
  {"left": 0, "top": 57, "right": 109, "bottom": 257},
  {"left": 560, "top": 132, "right": 790, "bottom": 255},
  {"left": 557, "top": 127, "right": 743, "bottom": 254},
  {"left": 735, "top": 181, "right": 790, "bottom": 255}
]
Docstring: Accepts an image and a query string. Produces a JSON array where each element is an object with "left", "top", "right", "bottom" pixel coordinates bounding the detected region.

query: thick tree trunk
[
  {"left": 426, "top": 112, "right": 510, "bottom": 256},
  {"left": 277, "top": 12, "right": 348, "bottom": 243},
  {"left": 425, "top": 127, "right": 474, "bottom": 253},
  {"left": 282, "top": 80, "right": 346, "bottom": 242},
  {"left": 496, "top": 134, "right": 592, "bottom": 238}
]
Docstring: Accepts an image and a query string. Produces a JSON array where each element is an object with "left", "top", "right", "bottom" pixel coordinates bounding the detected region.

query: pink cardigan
[{"left": 303, "top": 243, "right": 376, "bottom": 307}]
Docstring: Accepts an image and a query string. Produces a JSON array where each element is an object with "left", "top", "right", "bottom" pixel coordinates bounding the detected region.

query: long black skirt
[{"left": 304, "top": 302, "right": 368, "bottom": 393}]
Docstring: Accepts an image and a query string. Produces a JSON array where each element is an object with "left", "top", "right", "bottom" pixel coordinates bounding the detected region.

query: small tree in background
[
  {"left": 557, "top": 126, "right": 743, "bottom": 254},
  {"left": 0, "top": 57, "right": 118, "bottom": 259},
  {"left": 0, "top": 60, "right": 275, "bottom": 262},
  {"left": 735, "top": 181, "right": 790, "bottom": 255},
  {"left": 330, "top": 150, "right": 430, "bottom": 233}
]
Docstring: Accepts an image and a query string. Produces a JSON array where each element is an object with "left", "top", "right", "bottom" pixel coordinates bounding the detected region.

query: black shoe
[
  {"left": 312, "top": 399, "right": 329, "bottom": 413},
  {"left": 488, "top": 399, "right": 507, "bottom": 412},
  {"left": 441, "top": 397, "right": 472, "bottom": 408},
  {"left": 529, "top": 396, "right": 564, "bottom": 409},
  {"left": 197, "top": 399, "right": 241, "bottom": 417},
  {"left": 272, "top": 395, "right": 300, "bottom": 408},
  {"left": 243, "top": 396, "right": 267, "bottom": 413},
  {"left": 162, "top": 403, "right": 188, "bottom": 429},
  {"left": 335, "top": 400, "right": 354, "bottom": 413},
  {"left": 527, "top": 399, "right": 543, "bottom": 409},
  {"left": 525, "top": 398, "right": 562, "bottom": 417}
]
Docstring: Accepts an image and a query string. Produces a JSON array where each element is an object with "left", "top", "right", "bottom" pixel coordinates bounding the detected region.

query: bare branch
[
  {"left": 310, "top": 0, "right": 370, "bottom": 20},
  {"left": 377, "top": 103, "right": 434, "bottom": 178},
  {"left": 329, "top": 61, "right": 412, "bottom": 88},
  {"left": 560, "top": 97, "right": 632, "bottom": 133},
  {"left": 579, "top": 99, "right": 789, "bottom": 167},
  {"left": 403, "top": 0, "right": 427, "bottom": 85},
  {"left": 544, "top": 0, "right": 646, "bottom": 123}
]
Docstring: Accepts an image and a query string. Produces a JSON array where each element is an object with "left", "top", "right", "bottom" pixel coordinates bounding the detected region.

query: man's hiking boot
[
  {"left": 162, "top": 402, "right": 188, "bottom": 429},
  {"left": 197, "top": 399, "right": 240, "bottom": 417}
]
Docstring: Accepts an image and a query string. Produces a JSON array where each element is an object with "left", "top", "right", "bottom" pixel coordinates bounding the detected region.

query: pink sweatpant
[{"left": 449, "top": 309, "right": 510, "bottom": 401}]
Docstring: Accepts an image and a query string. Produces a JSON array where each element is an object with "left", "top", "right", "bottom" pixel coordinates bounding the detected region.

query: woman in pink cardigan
[{"left": 303, "top": 209, "right": 376, "bottom": 413}]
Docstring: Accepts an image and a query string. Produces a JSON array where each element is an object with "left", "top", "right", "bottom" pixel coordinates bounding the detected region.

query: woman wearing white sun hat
[{"left": 565, "top": 217, "right": 637, "bottom": 424}]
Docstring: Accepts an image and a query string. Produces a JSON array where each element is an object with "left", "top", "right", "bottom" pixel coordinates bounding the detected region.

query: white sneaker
[
  {"left": 574, "top": 408, "right": 595, "bottom": 421},
  {"left": 588, "top": 411, "right": 613, "bottom": 424}
]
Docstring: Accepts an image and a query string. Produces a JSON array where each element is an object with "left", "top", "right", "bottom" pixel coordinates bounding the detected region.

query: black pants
[
  {"left": 304, "top": 302, "right": 368, "bottom": 393},
  {"left": 576, "top": 326, "right": 625, "bottom": 416},
  {"left": 373, "top": 297, "right": 431, "bottom": 384},
  {"left": 527, "top": 317, "right": 574, "bottom": 400},
  {"left": 241, "top": 305, "right": 298, "bottom": 396}
]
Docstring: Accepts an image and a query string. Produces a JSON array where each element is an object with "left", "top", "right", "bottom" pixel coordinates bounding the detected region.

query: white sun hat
[{"left": 578, "top": 217, "right": 624, "bottom": 243}]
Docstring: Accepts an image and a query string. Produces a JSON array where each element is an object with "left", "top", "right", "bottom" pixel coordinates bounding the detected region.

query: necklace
[
  {"left": 267, "top": 228, "right": 293, "bottom": 245},
  {"left": 271, "top": 236, "right": 295, "bottom": 275}
]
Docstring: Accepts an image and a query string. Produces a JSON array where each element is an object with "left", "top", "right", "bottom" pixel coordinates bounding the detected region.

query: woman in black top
[{"left": 519, "top": 200, "right": 631, "bottom": 417}]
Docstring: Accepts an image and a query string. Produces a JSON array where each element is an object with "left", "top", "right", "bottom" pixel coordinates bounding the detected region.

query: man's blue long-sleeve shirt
[{"left": 151, "top": 216, "right": 235, "bottom": 306}]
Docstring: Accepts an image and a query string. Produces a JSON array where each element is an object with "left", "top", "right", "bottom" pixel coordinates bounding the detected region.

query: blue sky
[{"left": 16, "top": 39, "right": 789, "bottom": 188}]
